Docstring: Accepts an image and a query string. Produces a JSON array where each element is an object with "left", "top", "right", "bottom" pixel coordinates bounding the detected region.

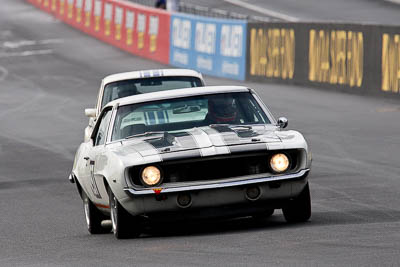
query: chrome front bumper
[{"left": 123, "top": 169, "right": 310, "bottom": 196}]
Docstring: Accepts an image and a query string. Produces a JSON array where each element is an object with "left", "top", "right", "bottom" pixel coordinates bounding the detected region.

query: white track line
[
  {"left": 0, "top": 49, "right": 53, "bottom": 58},
  {"left": 2, "top": 39, "right": 64, "bottom": 49},
  {"left": 223, "top": 0, "right": 299, "bottom": 22}
]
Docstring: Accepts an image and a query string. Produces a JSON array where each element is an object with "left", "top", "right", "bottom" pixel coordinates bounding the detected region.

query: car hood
[{"left": 110, "top": 125, "right": 289, "bottom": 160}]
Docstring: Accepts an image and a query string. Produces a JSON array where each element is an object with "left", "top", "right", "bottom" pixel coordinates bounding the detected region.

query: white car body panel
[
  {"left": 84, "top": 69, "right": 205, "bottom": 142},
  {"left": 71, "top": 86, "right": 312, "bottom": 218}
]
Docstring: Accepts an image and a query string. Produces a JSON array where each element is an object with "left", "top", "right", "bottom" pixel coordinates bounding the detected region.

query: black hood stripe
[{"left": 139, "top": 131, "right": 201, "bottom": 161}]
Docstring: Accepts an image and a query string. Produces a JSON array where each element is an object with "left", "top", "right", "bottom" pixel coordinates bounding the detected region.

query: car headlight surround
[
  {"left": 140, "top": 165, "right": 163, "bottom": 187},
  {"left": 270, "top": 153, "right": 290, "bottom": 173}
]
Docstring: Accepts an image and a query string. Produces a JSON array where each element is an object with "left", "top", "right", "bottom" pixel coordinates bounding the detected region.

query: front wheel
[
  {"left": 82, "top": 192, "right": 109, "bottom": 234},
  {"left": 109, "top": 189, "right": 141, "bottom": 239},
  {"left": 282, "top": 183, "right": 311, "bottom": 223}
]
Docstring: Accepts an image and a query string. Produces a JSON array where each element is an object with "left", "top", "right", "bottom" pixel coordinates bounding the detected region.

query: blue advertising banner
[{"left": 169, "top": 13, "right": 247, "bottom": 81}]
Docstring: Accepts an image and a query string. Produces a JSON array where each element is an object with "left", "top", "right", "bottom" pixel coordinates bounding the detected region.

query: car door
[{"left": 84, "top": 107, "right": 113, "bottom": 202}]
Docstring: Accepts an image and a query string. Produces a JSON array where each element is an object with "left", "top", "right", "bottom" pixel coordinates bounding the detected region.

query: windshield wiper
[
  {"left": 125, "top": 131, "right": 165, "bottom": 139},
  {"left": 209, "top": 124, "right": 229, "bottom": 128}
]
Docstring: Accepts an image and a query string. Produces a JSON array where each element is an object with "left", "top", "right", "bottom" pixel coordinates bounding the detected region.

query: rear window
[{"left": 101, "top": 76, "right": 203, "bottom": 109}]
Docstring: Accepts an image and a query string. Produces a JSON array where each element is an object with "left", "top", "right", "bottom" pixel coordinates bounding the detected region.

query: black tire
[
  {"left": 252, "top": 209, "right": 275, "bottom": 220},
  {"left": 283, "top": 183, "right": 311, "bottom": 223},
  {"left": 82, "top": 192, "right": 109, "bottom": 234},
  {"left": 109, "top": 189, "right": 141, "bottom": 239}
]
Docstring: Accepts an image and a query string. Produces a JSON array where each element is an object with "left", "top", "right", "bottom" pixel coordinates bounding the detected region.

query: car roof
[
  {"left": 105, "top": 86, "right": 250, "bottom": 108},
  {"left": 102, "top": 69, "right": 203, "bottom": 85}
]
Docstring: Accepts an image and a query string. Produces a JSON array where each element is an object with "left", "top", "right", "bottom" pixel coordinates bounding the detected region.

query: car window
[
  {"left": 101, "top": 76, "right": 203, "bottom": 109},
  {"left": 111, "top": 92, "right": 271, "bottom": 141},
  {"left": 94, "top": 109, "right": 112, "bottom": 146}
]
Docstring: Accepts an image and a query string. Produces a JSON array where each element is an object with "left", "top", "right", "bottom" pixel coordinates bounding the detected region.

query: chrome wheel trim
[
  {"left": 110, "top": 195, "right": 117, "bottom": 233},
  {"left": 83, "top": 198, "right": 90, "bottom": 228}
]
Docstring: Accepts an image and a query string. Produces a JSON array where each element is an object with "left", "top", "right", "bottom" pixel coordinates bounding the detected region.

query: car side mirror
[
  {"left": 85, "top": 108, "right": 96, "bottom": 118},
  {"left": 277, "top": 117, "right": 288, "bottom": 129}
]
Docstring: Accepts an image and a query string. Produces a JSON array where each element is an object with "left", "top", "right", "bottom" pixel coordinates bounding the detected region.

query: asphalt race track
[
  {"left": 182, "top": 0, "right": 400, "bottom": 24},
  {"left": 1, "top": 1, "right": 400, "bottom": 266}
]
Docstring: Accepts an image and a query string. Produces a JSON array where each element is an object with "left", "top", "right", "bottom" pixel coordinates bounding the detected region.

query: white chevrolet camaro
[
  {"left": 70, "top": 86, "right": 312, "bottom": 239},
  {"left": 83, "top": 69, "right": 205, "bottom": 141}
]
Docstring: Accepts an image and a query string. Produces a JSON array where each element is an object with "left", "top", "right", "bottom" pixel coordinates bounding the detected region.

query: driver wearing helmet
[
  {"left": 117, "top": 83, "right": 139, "bottom": 99},
  {"left": 205, "top": 95, "right": 238, "bottom": 124}
]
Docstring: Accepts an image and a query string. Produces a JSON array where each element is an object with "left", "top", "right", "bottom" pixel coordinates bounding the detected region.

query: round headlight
[
  {"left": 141, "top": 166, "right": 162, "bottom": 186},
  {"left": 270, "top": 153, "right": 290, "bottom": 173}
]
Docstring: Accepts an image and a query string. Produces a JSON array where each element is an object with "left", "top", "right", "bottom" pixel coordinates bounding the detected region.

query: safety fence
[
  {"left": 246, "top": 23, "right": 400, "bottom": 95},
  {"left": 27, "top": 0, "right": 170, "bottom": 64},
  {"left": 27, "top": 0, "right": 400, "bottom": 95}
]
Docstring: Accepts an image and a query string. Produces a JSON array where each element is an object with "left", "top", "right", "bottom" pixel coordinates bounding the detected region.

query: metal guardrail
[{"left": 127, "top": 0, "right": 279, "bottom": 22}]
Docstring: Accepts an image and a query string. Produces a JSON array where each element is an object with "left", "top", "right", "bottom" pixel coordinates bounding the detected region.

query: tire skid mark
[
  {"left": 0, "top": 177, "right": 65, "bottom": 190},
  {"left": 0, "top": 65, "right": 8, "bottom": 82},
  {"left": 312, "top": 182, "right": 400, "bottom": 220},
  {"left": 316, "top": 153, "right": 400, "bottom": 178},
  {"left": 0, "top": 30, "right": 12, "bottom": 38},
  {"left": 0, "top": 73, "right": 46, "bottom": 118},
  {"left": 0, "top": 73, "right": 74, "bottom": 160}
]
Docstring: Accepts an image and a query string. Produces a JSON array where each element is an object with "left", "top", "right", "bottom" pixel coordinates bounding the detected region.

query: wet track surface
[{"left": 1, "top": 1, "right": 400, "bottom": 266}]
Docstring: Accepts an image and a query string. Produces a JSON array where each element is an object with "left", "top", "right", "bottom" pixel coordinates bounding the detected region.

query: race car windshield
[
  {"left": 111, "top": 92, "right": 271, "bottom": 141},
  {"left": 101, "top": 76, "right": 203, "bottom": 109}
]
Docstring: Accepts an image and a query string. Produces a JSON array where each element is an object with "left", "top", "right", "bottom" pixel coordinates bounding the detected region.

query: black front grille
[{"left": 129, "top": 150, "right": 300, "bottom": 187}]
